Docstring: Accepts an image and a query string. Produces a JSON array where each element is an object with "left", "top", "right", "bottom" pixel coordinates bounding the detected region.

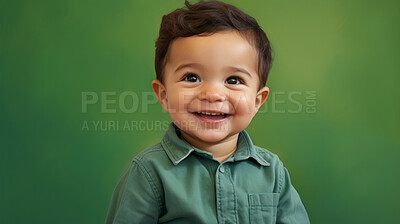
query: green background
[{"left": 1, "top": 0, "right": 399, "bottom": 223}]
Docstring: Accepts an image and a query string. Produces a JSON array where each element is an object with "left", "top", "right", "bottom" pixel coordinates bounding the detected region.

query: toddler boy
[{"left": 106, "top": 0, "right": 310, "bottom": 223}]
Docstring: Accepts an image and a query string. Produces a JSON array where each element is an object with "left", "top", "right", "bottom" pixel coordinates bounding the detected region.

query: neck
[{"left": 180, "top": 132, "right": 239, "bottom": 163}]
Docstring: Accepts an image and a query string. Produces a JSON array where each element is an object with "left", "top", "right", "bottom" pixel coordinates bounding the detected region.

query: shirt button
[{"left": 219, "top": 166, "right": 225, "bottom": 173}]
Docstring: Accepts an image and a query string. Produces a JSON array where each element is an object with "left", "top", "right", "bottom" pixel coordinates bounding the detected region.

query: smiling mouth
[{"left": 194, "top": 112, "right": 229, "bottom": 120}]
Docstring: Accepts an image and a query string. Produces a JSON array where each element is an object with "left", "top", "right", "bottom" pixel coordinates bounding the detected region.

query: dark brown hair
[{"left": 155, "top": 0, "right": 272, "bottom": 90}]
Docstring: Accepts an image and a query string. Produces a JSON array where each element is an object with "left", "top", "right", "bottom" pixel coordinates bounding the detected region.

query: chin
[{"left": 191, "top": 129, "right": 232, "bottom": 143}]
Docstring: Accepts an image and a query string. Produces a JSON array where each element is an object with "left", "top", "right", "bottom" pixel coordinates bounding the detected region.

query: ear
[
  {"left": 152, "top": 79, "right": 169, "bottom": 112},
  {"left": 255, "top": 86, "right": 269, "bottom": 112}
]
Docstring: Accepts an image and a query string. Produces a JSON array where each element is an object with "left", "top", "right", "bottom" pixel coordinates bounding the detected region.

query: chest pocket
[{"left": 248, "top": 193, "right": 279, "bottom": 224}]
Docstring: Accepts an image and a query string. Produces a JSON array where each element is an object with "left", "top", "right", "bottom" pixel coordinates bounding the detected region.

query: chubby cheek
[
  {"left": 165, "top": 90, "right": 198, "bottom": 131},
  {"left": 166, "top": 89, "right": 195, "bottom": 113},
  {"left": 229, "top": 93, "right": 257, "bottom": 128},
  {"left": 230, "top": 93, "right": 257, "bottom": 116}
]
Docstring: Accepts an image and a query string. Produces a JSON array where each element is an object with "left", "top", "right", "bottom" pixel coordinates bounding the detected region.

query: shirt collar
[{"left": 161, "top": 122, "right": 270, "bottom": 166}]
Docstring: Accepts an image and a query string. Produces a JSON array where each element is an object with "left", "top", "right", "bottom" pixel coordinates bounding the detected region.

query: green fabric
[{"left": 105, "top": 123, "right": 310, "bottom": 224}]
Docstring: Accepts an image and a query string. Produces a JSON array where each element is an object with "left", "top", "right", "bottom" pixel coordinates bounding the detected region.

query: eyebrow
[
  {"left": 174, "top": 63, "right": 203, "bottom": 73},
  {"left": 227, "top": 66, "right": 252, "bottom": 77},
  {"left": 175, "top": 63, "right": 252, "bottom": 77}
]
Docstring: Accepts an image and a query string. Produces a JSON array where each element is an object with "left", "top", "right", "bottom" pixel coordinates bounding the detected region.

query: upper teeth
[{"left": 199, "top": 112, "right": 224, "bottom": 115}]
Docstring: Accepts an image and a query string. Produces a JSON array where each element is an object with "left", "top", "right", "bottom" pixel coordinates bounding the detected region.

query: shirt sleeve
[
  {"left": 105, "top": 160, "right": 160, "bottom": 224},
  {"left": 276, "top": 162, "right": 310, "bottom": 224}
]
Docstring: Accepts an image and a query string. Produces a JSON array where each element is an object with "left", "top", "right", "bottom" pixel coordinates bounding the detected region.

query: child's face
[{"left": 153, "top": 30, "right": 269, "bottom": 144}]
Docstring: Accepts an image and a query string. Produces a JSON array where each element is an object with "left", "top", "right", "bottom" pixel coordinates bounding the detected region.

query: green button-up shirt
[{"left": 105, "top": 123, "right": 310, "bottom": 224}]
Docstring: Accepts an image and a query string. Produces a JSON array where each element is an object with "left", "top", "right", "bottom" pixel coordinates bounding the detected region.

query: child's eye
[
  {"left": 182, "top": 73, "right": 200, "bottom": 82},
  {"left": 225, "top": 76, "right": 243, "bottom": 85}
]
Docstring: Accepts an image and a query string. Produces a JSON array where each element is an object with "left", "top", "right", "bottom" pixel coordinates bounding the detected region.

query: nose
[{"left": 198, "top": 83, "right": 226, "bottom": 102}]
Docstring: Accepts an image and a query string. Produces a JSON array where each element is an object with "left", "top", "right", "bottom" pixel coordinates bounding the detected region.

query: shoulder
[
  {"left": 129, "top": 142, "right": 172, "bottom": 176},
  {"left": 112, "top": 143, "right": 167, "bottom": 217},
  {"left": 126, "top": 142, "right": 169, "bottom": 194},
  {"left": 253, "top": 145, "right": 284, "bottom": 168},
  {"left": 133, "top": 142, "right": 166, "bottom": 162},
  {"left": 253, "top": 145, "right": 295, "bottom": 193}
]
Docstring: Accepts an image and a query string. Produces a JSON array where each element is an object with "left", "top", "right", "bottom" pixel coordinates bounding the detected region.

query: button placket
[{"left": 215, "top": 164, "right": 237, "bottom": 223}]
